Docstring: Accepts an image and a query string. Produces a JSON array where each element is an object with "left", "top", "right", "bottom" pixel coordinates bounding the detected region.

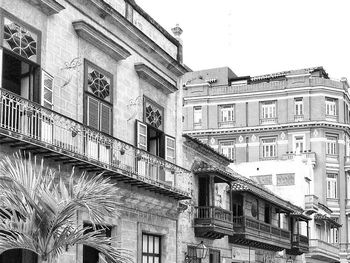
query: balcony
[
  {"left": 287, "top": 234, "right": 309, "bottom": 255},
  {"left": 229, "top": 216, "right": 291, "bottom": 251},
  {"left": 0, "top": 88, "right": 190, "bottom": 200},
  {"left": 218, "top": 121, "right": 235, "bottom": 128},
  {"left": 294, "top": 115, "right": 304, "bottom": 122},
  {"left": 259, "top": 118, "right": 277, "bottom": 125},
  {"left": 308, "top": 239, "right": 339, "bottom": 262},
  {"left": 304, "top": 195, "right": 319, "bottom": 214},
  {"left": 325, "top": 114, "right": 338, "bottom": 122},
  {"left": 282, "top": 151, "right": 316, "bottom": 166},
  {"left": 194, "top": 206, "right": 234, "bottom": 239}
]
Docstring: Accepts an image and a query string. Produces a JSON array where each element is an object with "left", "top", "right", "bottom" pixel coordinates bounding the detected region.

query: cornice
[
  {"left": 184, "top": 121, "right": 350, "bottom": 137},
  {"left": 72, "top": 20, "right": 131, "bottom": 61},
  {"left": 135, "top": 63, "right": 177, "bottom": 94},
  {"left": 24, "top": 0, "right": 65, "bottom": 15},
  {"left": 87, "top": 0, "right": 188, "bottom": 77}
]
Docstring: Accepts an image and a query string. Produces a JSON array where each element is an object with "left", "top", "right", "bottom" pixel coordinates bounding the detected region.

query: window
[
  {"left": 326, "top": 136, "right": 337, "bottom": 155},
  {"left": 219, "top": 140, "right": 235, "bottom": 160},
  {"left": 1, "top": 13, "right": 41, "bottom": 102},
  {"left": 84, "top": 60, "right": 113, "bottom": 135},
  {"left": 327, "top": 173, "right": 338, "bottom": 198},
  {"left": 293, "top": 135, "right": 305, "bottom": 153},
  {"left": 294, "top": 98, "right": 303, "bottom": 115},
  {"left": 187, "top": 246, "right": 201, "bottom": 263},
  {"left": 261, "top": 137, "right": 277, "bottom": 158},
  {"left": 326, "top": 98, "right": 337, "bottom": 116},
  {"left": 261, "top": 101, "right": 276, "bottom": 119},
  {"left": 264, "top": 204, "right": 271, "bottom": 224},
  {"left": 218, "top": 104, "right": 235, "bottom": 127},
  {"left": 193, "top": 106, "right": 202, "bottom": 128},
  {"left": 83, "top": 223, "right": 112, "bottom": 263},
  {"left": 330, "top": 226, "right": 339, "bottom": 244},
  {"left": 142, "top": 233, "right": 160, "bottom": 263}
]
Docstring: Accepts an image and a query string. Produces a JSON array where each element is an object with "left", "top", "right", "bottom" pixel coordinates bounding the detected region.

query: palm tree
[{"left": 0, "top": 153, "right": 133, "bottom": 263}]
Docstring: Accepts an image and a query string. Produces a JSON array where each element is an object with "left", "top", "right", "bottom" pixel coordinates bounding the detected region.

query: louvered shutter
[
  {"left": 136, "top": 120, "right": 147, "bottom": 150},
  {"left": 165, "top": 135, "right": 176, "bottom": 163},
  {"left": 87, "top": 96, "right": 99, "bottom": 130},
  {"left": 41, "top": 70, "right": 54, "bottom": 109},
  {"left": 100, "top": 103, "right": 112, "bottom": 134}
]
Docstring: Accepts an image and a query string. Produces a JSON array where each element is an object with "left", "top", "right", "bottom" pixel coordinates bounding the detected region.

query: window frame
[
  {"left": 294, "top": 97, "right": 303, "bottom": 116},
  {"left": 261, "top": 100, "right": 277, "bottom": 119},
  {"left": 326, "top": 135, "right": 338, "bottom": 156},
  {"left": 83, "top": 59, "right": 113, "bottom": 135},
  {"left": 261, "top": 137, "right": 277, "bottom": 159},
  {"left": 219, "top": 140, "right": 235, "bottom": 160},
  {"left": 142, "top": 233, "right": 161, "bottom": 263},
  {"left": 326, "top": 173, "right": 338, "bottom": 199},
  {"left": 193, "top": 106, "right": 202, "bottom": 128},
  {"left": 325, "top": 97, "right": 337, "bottom": 116},
  {"left": 293, "top": 134, "right": 305, "bottom": 153},
  {"left": 218, "top": 104, "right": 235, "bottom": 127}
]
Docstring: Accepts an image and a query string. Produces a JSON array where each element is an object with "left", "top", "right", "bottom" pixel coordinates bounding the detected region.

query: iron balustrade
[
  {"left": 0, "top": 88, "right": 191, "bottom": 196},
  {"left": 232, "top": 216, "right": 291, "bottom": 239},
  {"left": 259, "top": 118, "right": 277, "bottom": 125},
  {"left": 195, "top": 206, "right": 233, "bottom": 223}
]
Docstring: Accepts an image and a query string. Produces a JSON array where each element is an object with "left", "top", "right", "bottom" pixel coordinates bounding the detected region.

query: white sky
[{"left": 136, "top": 0, "right": 350, "bottom": 80}]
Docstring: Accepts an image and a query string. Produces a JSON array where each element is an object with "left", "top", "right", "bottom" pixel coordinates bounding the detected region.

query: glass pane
[
  {"left": 143, "top": 235, "right": 148, "bottom": 253},
  {"left": 154, "top": 237, "right": 159, "bottom": 254},
  {"left": 143, "top": 255, "right": 148, "bottom": 263},
  {"left": 149, "top": 235, "right": 154, "bottom": 253},
  {"left": 154, "top": 257, "right": 159, "bottom": 263},
  {"left": 148, "top": 256, "right": 153, "bottom": 263}
]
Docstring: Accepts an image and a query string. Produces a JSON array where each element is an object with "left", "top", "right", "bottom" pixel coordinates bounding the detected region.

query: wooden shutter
[
  {"left": 100, "top": 103, "right": 112, "bottom": 134},
  {"left": 136, "top": 120, "right": 147, "bottom": 150},
  {"left": 41, "top": 70, "right": 54, "bottom": 109},
  {"left": 165, "top": 135, "right": 176, "bottom": 163},
  {"left": 87, "top": 96, "right": 99, "bottom": 130}
]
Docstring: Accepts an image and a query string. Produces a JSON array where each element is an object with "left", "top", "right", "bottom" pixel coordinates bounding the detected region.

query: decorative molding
[
  {"left": 24, "top": 0, "right": 65, "bottom": 15},
  {"left": 134, "top": 63, "right": 177, "bottom": 94},
  {"left": 72, "top": 20, "right": 131, "bottom": 61}
]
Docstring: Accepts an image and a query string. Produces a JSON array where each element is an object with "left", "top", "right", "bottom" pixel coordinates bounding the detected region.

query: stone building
[
  {"left": 179, "top": 135, "right": 309, "bottom": 263},
  {"left": 0, "top": 0, "right": 190, "bottom": 262},
  {"left": 182, "top": 66, "right": 349, "bottom": 263}
]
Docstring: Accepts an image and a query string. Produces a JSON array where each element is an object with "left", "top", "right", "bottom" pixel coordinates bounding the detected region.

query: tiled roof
[
  {"left": 193, "top": 161, "right": 239, "bottom": 181},
  {"left": 314, "top": 213, "right": 341, "bottom": 228},
  {"left": 231, "top": 181, "right": 303, "bottom": 213},
  {"left": 183, "top": 134, "right": 233, "bottom": 164},
  {"left": 290, "top": 212, "right": 311, "bottom": 221}
]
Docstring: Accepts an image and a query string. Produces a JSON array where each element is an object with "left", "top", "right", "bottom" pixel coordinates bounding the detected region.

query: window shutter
[
  {"left": 165, "top": 135, "right": 176, "bottom": 163},
  {"left": 87, "top": 96, "right": 99, "bottom": 130},
  {"left": 100, "top": 103, "right": 112, "bottom": 134},
  {"left": 136, "top": 120, "right": 147, "bottom": 150},
  {"left": 41, "top": 70, "right": 54, "bottom": 109}
]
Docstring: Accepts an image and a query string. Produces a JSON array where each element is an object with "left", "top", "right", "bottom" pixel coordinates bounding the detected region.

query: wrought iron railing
[
  {"left": 0, "top": 88, "right": 190, "bottom": 196},
  {"left": 232, "top": 216, "right": 291, "bottom": 239},
  {"left": 194, "top": 206, "right": 233, "bottom": 223}
]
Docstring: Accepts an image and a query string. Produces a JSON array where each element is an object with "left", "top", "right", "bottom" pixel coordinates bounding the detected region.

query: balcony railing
[
  {"left": 294, "top": 115, "right": 304, "bottom": 122},
  {"left": 282, "top": 151, "right": 316, "bottom": 166},
  {"left": 325, "top": 114, "right": 338, "bottom": 122},
  {"left": 208, "top": 77, "right": 347, "bottom": 96},
  {"left": 259, "top": 118, "right": 277, "bottom": 125},
  {"left": 218, "top": 121, "right": 235, "bottom": 128},
  {"left": 232, "top": 216, "right": 291, "bottom": 240},
  {"left": 292, "top": 234, "right": 309, "bottom": 247},
  {"left": 304, "top": 194, "right": 319, "bottom": 212},
  {"left": 195, "top": 206, "right": 232, "bottom": 223},
  {"left": 0, "top": 88, "right": 190, "bottom": 198},
  {"left": 309, "top": 239, "right": 339, "bottom": 257}
]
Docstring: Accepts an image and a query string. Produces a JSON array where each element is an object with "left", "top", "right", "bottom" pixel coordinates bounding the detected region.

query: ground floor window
[{"left": 142, "top": 233, "right": 161, "bottom": 263}]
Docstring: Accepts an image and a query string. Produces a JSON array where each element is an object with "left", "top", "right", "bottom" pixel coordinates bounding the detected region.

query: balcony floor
[{"left": 0, "top": 128, "right": 190, "bottom": 200}]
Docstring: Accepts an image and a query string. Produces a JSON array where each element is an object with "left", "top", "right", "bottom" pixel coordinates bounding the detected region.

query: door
[{"left": 209, "top": 249, "right": 220, "bottom": 263}]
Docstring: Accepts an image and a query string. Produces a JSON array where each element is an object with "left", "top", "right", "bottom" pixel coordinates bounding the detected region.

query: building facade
[
  {"left": 0, "top": 0, "right": 190, "bottom": 262},
  {"left": 182, "top": 67, "right": 349, "bottom": 263},
  {"left": 179, "top": 135, "right": 310, "bottom": 263}
]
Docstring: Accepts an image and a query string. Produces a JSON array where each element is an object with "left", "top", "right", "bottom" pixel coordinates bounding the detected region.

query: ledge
[
  {"left": 85, "top": 0, "right": 188, "bottom": 76},
  {"left": 135, "top": 63, "right": 177, "bottom": 94},
  {"left": 72, "top": 20, "right": 131, "bottom": 61},
  {"left": 24, "top": 0, "right": 65, "bottom": 15}
]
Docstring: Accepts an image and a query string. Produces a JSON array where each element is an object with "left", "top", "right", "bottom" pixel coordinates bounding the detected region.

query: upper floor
[
  {"left": 182, "top": 67, "right": 350, "bottom": 132},
  {"left": 0, "top": 0, "right": 190, "bottom": 199}
]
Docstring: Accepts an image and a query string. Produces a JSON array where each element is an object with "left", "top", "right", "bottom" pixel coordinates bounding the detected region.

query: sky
[{"left": 136, "top": 0, "right": 350, "bottom": 80}]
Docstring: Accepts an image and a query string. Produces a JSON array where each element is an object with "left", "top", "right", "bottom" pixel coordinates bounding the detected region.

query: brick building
[
  {"left": 0, "top": 0, "right": 190, "bottom": 262},
  {"left": 182, "top": 66, "right": 349, "bottom": 263}
]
